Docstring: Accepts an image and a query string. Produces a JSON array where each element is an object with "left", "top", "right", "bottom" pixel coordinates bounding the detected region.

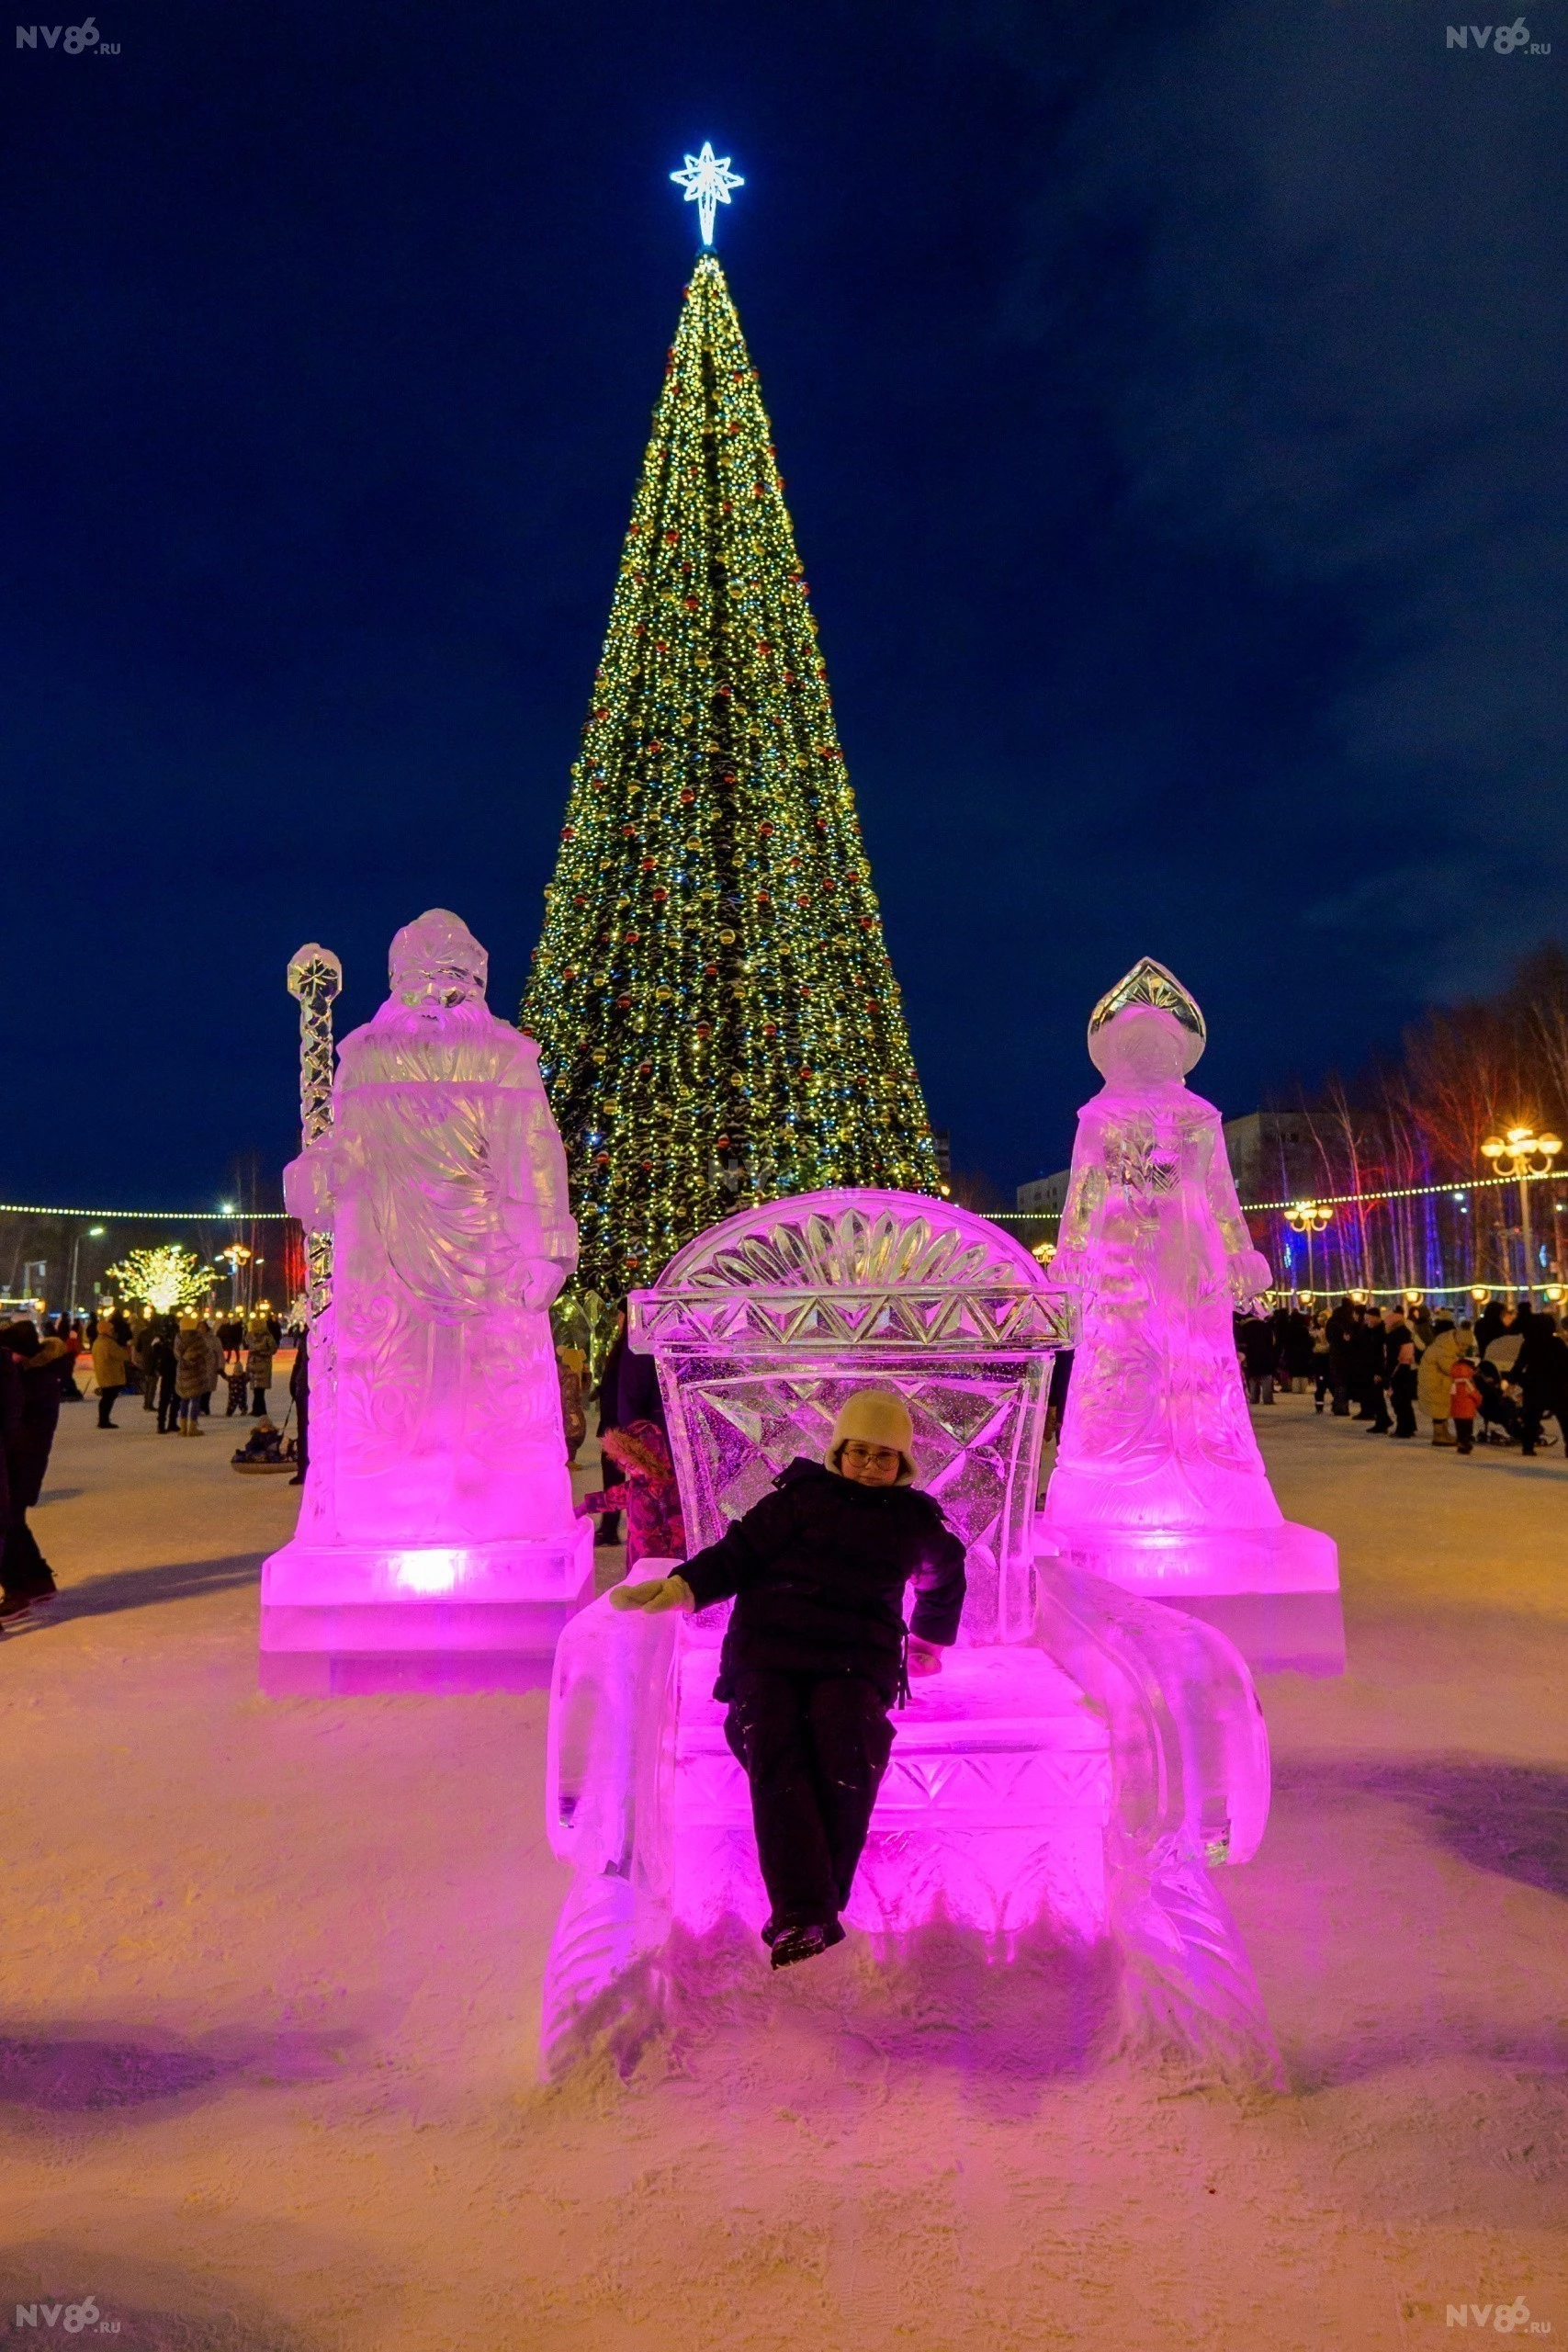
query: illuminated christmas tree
[{"left": 523, "top": 243, "right": 939, "bottom": 1295}]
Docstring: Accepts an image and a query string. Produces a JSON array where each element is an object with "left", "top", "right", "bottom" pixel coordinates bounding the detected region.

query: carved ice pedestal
[
  {"left": 259, "top": 910, "right": 592, "bottom": 1696},
  {"left": 1039, "top": 959, "right": 1344, "bottom": 1678},
  {"left": 260, "top": 1529, "right": 594, "bottom": 1696}
]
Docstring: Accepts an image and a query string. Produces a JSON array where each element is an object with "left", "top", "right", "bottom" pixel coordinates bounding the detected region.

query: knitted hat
[{"left": 826, "top": 1389, "right": 916, "bottom": 1484}]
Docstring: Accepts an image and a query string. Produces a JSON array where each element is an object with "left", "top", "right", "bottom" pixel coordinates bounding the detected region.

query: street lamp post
[
  {"left": 218, "top": 1244, "right": 252, "bottom": 1310},
  {"left": 1479, "top": 1125, "right": 1563, "bottom": 1304},
  {"left": 1283, "top": 1200, "right": 1334, "bottom": 1300}
]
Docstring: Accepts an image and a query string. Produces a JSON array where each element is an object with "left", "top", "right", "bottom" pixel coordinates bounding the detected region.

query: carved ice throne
[{"left": 540, "top": 1190, "right": 1275, "bottom": 2075}]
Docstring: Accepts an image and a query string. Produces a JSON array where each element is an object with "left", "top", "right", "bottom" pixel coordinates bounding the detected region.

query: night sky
[{"left": 4, "top": 0, "right": 1562, "bottom": 1209}]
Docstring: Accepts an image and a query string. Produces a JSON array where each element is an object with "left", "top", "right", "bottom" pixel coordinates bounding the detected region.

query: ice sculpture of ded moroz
[
  {"left": 1038, "top": 959, "right": 1343, "bottom": 1674},
  {"left": 259, "top": 910, "right": 593, "bottom": 1690}
]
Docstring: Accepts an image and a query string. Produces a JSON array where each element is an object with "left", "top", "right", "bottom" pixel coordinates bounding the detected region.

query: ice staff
[{"left": 287, "top": 943, "right": 343, "bottom": 1319}]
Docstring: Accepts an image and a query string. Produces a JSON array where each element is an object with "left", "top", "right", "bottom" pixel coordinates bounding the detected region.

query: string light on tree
[
  {"left": 522, "top": 156, "right": 940, "bottom": 1295},
  {"left": 670, "top": 142, "right": 744, "bottom": 246}
]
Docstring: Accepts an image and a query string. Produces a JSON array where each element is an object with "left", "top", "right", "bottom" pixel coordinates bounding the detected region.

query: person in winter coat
[
  {"left": 1449, "top": 1353, "right": 1482, "bottom": 1455},
  {"left": 147, "top": 1325, "right": 179, "bottom": 1434},
  {"left": 90, "top": 1325, "right": 130, "bottom": 1428},
  {"left": 1280, "top": 1307, "right": 1314, "bottom": 1389},
  {"left": 1311, "top": 1314, "right": 1333, "bottom": 1409},
  {"left": 1389, "top": 1340, "right": 1419, "bottom": 1439},
  {"left": 173, "top": 1317, "right": 210, "bottom": 1434},
  {"left": 1483, "top": 1305, "right": 1526, "bottom": 1379},
  {"left": 0, "top": 1349, "right": 17, "bottom": 1634},
  {"left": 199, "top": 1319, "right": 223, "bottom": 1416},
  {"left": 556, "top": 1347, "right": 587, "bottom": 1464},
  {"left": 58, "top": 1319, "right": 85, "bottom": 1403},
  {"left": 1236, "top": 1314, "right": 1278, "bottom": 1405},
  {"left": 133, "top": 1316, "right": 162, "bottom": 1412},
  {"left": 1515, "top": 1311, "right": 1568, "bottom": 1456},
  {"left": 577, "top": 1416, "right": 684, "bottom": 1570},
  {"left": 1325, "top": 1297, "right": 1359, "bottom": 1416},
  {"left": 1349, "top": 1309, "right": 1387, "bottom": 1426},
  {"left": 1043, "top": 1344, "right": 1075, "bottom": 1446},
  {"left": 591, "top": 1308, "right": 629, "bottom": 1546},
  {"left": 0, "top": 1322, "right": 66, "bottom": 1613},
  {"left": 1416, "top": 1318, "right": 1460, "bottom": 1443},
  {"left": 612, "top": 1389, "right": 966, "bottom": 1971},
  {"left": 244, "top": 1321, "right": 276, "bottom": 1416},
  {"left": 288, "top": 1326, "right": 309, "bottom": 1486},
  {"left": 1370, "top": 1306, "right": 1414, "bottom": 1436},
  {"left": 1473, "top": 1298, "right": 1511, "bottom": 1358}
]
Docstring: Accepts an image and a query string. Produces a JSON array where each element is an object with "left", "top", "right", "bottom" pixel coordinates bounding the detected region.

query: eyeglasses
[{"left": 840, "top": 1442, "right": 899, "bottom": 1468}]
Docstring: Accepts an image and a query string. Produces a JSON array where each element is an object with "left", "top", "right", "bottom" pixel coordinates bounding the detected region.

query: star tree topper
[{"left": 671, "top": 141, "right": 743, "bottom": 246}]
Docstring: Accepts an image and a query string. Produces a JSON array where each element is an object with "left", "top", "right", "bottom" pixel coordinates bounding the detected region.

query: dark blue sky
[{"left": 3, "top": 0, "right": 1563, "bottom": 1206}]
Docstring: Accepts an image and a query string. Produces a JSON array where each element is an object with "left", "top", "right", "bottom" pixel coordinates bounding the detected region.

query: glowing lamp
[{"left": 393, "top": 1549, "right": 464, "bottom": 1595}]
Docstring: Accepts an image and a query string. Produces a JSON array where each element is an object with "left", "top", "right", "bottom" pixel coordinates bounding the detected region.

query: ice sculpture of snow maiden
[
  {"left": 1039, "top": 958, "right": 1343, "bottom": 1674},
  {"left": 540, "top": 1189, "right": 1279, "bottom": 2081},
  {"left": 260, "top": 910, "right": 592, "bottom": 1693}
]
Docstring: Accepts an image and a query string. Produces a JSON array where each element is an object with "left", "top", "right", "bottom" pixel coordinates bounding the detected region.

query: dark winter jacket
[
  {"left": 680, "top": 1456, "right": 968, "bottom": 1705},
  {"left": 1349, "top": 1319, "right": 1384, "bottom": 1396},
  {"left": 1236, "top": 1317, "right": 1278, "bottom": 1376},
  {"left": 1515, "top": 1317, "right": 1568, "bottom": 1406},
  {"left": 0, "top": 1351, "right": 19, "bottom": 1521},
  {"left": 6, "top": 1338, "right": 68, "bottom": 1510},
  {"left": 1325, "top": 1301, "right": 1359, "bottom": 1379},
  {"left": 597, "top": 1329, "right": 665, "bottom": 1438}
]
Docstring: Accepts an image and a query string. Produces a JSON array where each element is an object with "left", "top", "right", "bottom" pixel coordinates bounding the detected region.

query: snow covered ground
[{"left": 2, "top": 1387, "right": 1564, "bottom": 2349}]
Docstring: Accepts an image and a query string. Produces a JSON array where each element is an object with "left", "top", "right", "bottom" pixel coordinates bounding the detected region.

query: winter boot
[{"left": 770, "top": 1920, "right": 846, "bottom": 1971}]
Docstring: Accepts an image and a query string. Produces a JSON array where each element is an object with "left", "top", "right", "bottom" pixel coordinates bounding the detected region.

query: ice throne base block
[{"left": 259, "top": 1522, "right": 594, "bottom": 1696}]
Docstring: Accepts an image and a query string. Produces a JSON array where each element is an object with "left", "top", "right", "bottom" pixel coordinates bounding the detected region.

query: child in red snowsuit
[
  {"left": 1449, "top": 1356, "right": 1481, "bottom": 1455},
  {"left": 577, "top": 1418, "right": 686, "bottom": 1571}
]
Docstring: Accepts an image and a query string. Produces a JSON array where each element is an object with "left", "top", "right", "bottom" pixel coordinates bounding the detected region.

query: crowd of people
[
  {"left": 70, "top": 1306, "right": 286, "bottom": 1435},
  {"left": 1233, "top": 1294, "right": 1568, "bottom": 1456},
  {"left": 0, "top": 1304, "right": 304, "bottom": 1634}
]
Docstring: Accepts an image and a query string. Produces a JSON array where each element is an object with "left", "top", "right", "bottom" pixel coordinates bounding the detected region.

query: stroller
[{"left": 1473, "top": 1359, "right": 1523, "bottom": 1445}]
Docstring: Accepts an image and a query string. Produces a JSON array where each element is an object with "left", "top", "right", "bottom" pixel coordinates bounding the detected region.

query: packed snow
[{"left": 2, "top": 1384, "right": 1564, "bottom": 2349}]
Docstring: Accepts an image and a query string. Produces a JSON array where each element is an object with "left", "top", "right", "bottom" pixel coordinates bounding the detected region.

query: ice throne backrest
[{"left": 627, "top": 1188, "right": 1073, "bottom": 1645}]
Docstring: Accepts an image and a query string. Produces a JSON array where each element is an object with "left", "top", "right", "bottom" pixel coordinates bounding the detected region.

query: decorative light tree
[
  {"left": 522, "top": 160, "right": 939, "bottom": 1295},
  {"left": 106, "top": 1244, "right": 211, "bottom": 1317}
]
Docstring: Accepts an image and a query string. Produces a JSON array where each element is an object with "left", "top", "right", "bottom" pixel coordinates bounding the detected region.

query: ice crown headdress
[{"left": 1088, "top": 957, "right": 1206, "bottom": 1069}]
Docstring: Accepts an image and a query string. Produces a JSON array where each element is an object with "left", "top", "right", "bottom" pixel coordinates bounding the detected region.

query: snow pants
[{"left": 724, "top": 1668, "right": 895, "bottom": 1932}]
